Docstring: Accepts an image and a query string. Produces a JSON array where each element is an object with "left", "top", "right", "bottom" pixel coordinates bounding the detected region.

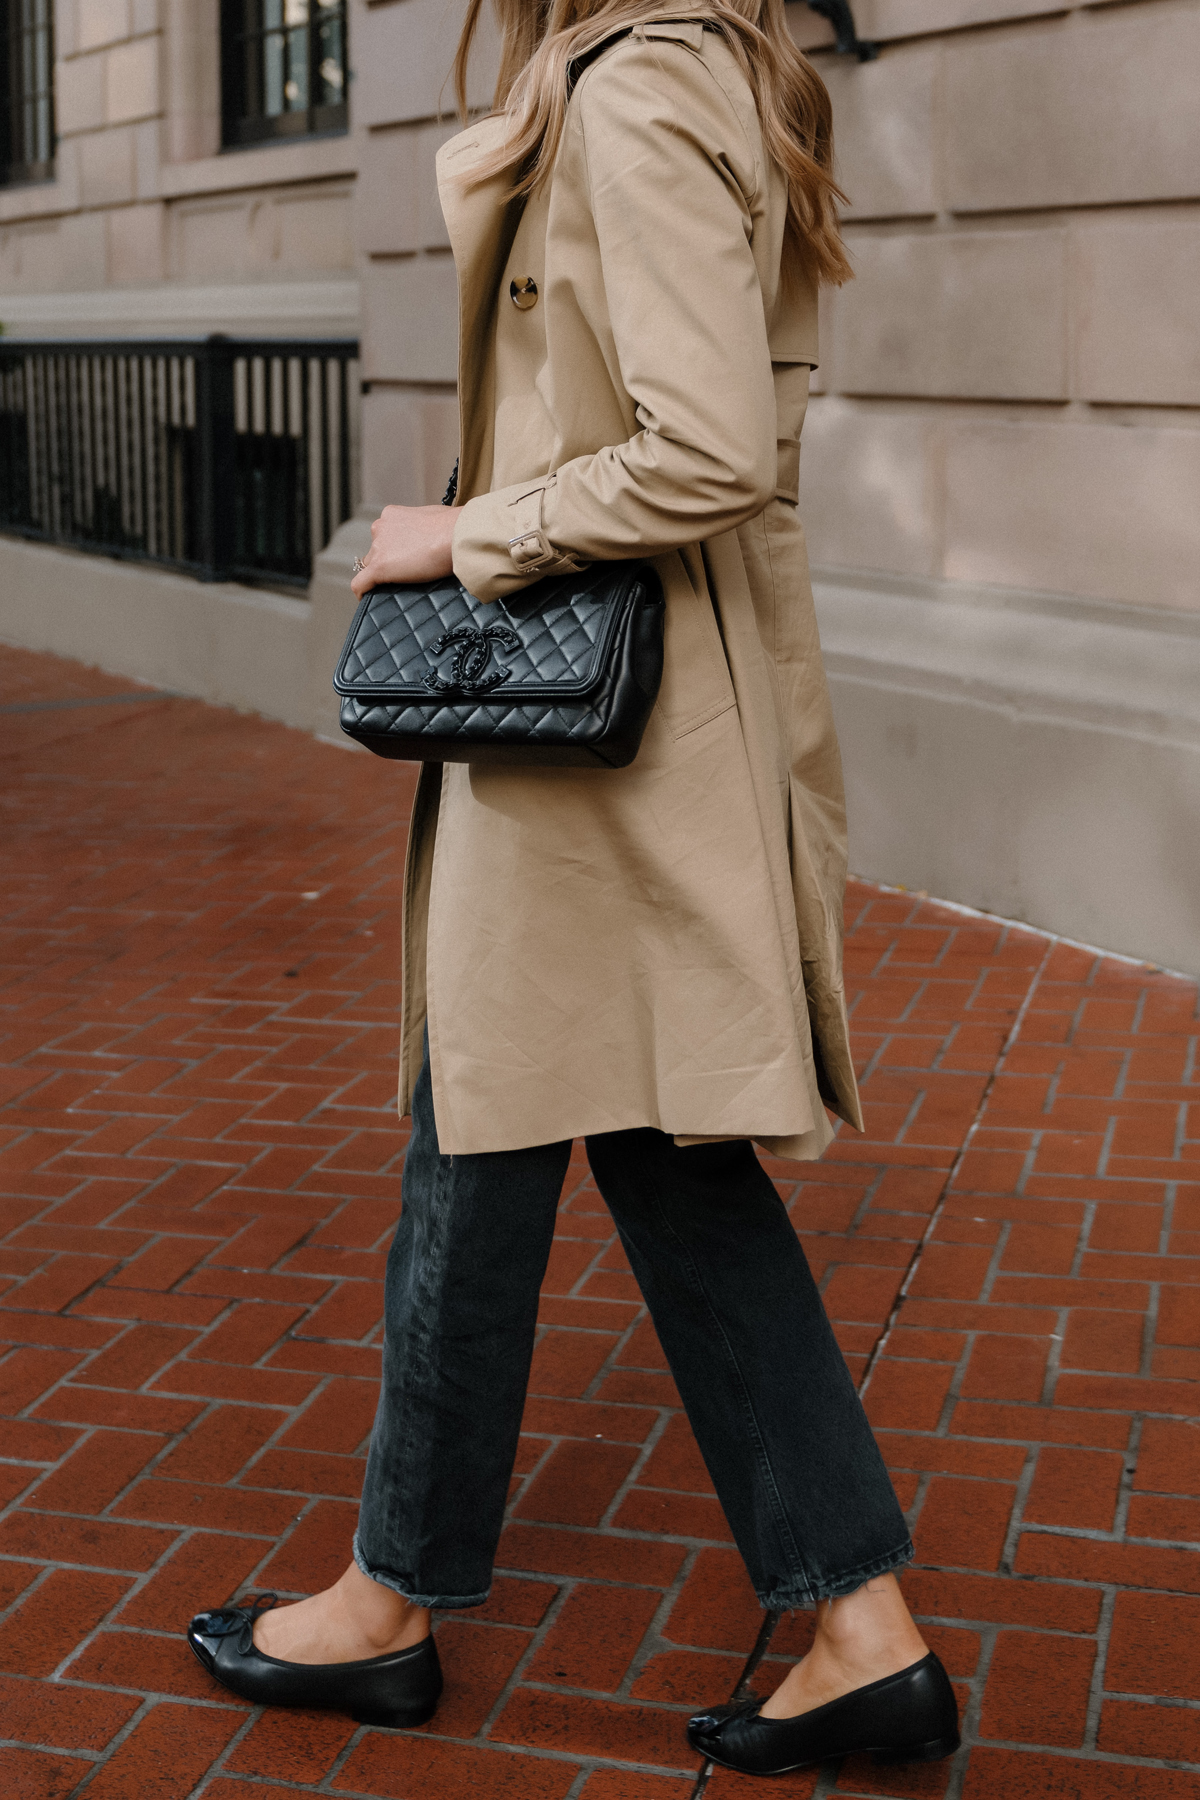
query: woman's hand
[{"left": 350, "top": 504, "right": 457, "bottom": 598}]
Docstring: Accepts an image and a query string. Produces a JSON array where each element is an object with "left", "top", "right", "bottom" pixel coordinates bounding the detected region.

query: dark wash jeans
[{"left": 354, "top": 1047, "right": 913, "bottom": 1611}]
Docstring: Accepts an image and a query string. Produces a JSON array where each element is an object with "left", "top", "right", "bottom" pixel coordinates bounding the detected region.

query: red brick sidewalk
[{"left": 2, "top": 643, "right": 1198, "bottom": 1800}]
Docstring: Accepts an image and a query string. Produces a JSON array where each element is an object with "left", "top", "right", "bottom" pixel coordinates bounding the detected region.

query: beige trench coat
[{"left": 400, "top": 13, "right": 863, "bottom": 1158}]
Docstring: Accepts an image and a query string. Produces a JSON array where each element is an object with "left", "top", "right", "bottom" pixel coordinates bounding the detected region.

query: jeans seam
[
  {"left": 376, "top": 1136, "right": 453, "bottom": 1576},
  {"left": 630, "top": 1166, "right": 814, "bottom": 1596}
]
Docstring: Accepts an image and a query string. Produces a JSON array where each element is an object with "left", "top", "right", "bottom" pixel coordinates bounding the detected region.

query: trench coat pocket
[{"left": 653, "top": 545, "right": 737, "bottom": 740}]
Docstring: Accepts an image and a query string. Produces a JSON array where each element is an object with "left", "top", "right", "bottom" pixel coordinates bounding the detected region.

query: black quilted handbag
[{"left": 334, "top": 560, "right": 665, "bottom": 768}]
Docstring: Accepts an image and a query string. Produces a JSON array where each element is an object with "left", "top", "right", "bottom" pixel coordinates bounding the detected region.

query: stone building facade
[
  {"left": 0, "top": 0, "right": 358, "bottom": 337},
  {"left": 2, "top": 0, "right": 1199, "bottom": 970}
]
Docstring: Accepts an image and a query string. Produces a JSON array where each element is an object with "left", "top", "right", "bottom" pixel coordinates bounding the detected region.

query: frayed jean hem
[
  {"left": 757, "top": 1536, "right": 915, "bottom": 1611},
  {"left": 352, "top": 1532, "right": 489, "bottom": 1611}
]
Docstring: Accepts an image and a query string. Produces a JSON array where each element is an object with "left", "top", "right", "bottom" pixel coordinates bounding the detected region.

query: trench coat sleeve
[{"left": 452, "top": 37, "right": 779, "bottom": 603}]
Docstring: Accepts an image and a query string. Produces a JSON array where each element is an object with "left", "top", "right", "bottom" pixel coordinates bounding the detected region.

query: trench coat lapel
[{"left": 437, "top": 119, "right": 524, "bottom": 502}]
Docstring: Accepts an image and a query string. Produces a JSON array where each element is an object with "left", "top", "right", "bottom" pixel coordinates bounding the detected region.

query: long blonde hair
[{"left": 452, "top": 0, "right": 852, "bottom": 285}]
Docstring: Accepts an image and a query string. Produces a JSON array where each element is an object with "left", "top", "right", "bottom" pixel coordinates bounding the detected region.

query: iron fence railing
[{"left": 0, "top": 335, "right": 359, "bottom": 587}]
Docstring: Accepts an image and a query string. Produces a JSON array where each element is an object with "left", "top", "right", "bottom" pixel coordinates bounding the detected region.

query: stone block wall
[
  {"left": 793, "top": 0, "right": 1200, "bottom": 616},
  {"left": 0, "top": 0, "right": 360, "bottom": 336},
  {"left": 779, "top": 0, "right": 1200, "bottom": 968},
  {"left": 353, "top": 0, "right": 498, "bottom": 508}
]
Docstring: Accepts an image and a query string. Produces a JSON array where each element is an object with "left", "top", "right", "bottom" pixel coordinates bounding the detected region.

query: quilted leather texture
[
  {"left": 336, "top": 566, "right": 645, "bottom": 700},
  {"left": 335, "top": 562, "right": 665, "bottom": 769}
]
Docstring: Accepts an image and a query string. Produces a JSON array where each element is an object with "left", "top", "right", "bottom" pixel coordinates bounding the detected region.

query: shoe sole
[
  {"left": 352, "top": 1700, "right": 440, "bottom": 1729},
  {"left": 874, "top": 1735, "right": 961, "bottom": 1764},
  {"left": 696, "top": 1732, "right": 961, "bottom": 1776}
]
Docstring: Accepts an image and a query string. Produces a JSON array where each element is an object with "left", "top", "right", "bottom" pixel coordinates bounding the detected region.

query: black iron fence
[{"left": 0, "top": 335, "right": 358, "bottom": 587}]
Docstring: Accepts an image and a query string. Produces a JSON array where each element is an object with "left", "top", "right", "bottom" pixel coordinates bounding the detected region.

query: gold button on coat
[{"left": 509, "top": 277, "right": 538, "bottom": 310}]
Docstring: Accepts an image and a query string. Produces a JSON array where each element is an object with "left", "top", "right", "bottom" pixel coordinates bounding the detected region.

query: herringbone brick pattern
[{"left": 1, "top": 643, "right": 1198, "bottom": 1800}]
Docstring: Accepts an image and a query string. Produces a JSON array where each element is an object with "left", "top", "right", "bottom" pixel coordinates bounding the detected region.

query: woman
[{"left": 187, "top": 0, "right": 960, "bottom": 1776}]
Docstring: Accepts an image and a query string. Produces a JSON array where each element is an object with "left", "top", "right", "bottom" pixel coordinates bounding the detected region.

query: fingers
[
  {"left": 350, "top": 504, "right": 456, "bottom": 593},
  {"left": 350, "top": 551, "right": 376, "bottom": 599},
  {"left": 357, "top": 506, "right": 404, "bottom": 590}
]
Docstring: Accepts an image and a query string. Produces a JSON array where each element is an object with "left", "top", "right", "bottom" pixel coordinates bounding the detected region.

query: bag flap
[{"left": 334, "top": 569, "right": 643, "bottom": 702}]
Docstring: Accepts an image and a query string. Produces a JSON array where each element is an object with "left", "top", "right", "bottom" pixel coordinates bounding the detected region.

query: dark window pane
[
  {"left": 221, "top": 0, "right": 348, "bottom": 148},
  {"left": 1, "top": 0, "right": 56, "bottom": 186},
  {"left": 316, "top": 2, "right": 345, "bottom": 108}
]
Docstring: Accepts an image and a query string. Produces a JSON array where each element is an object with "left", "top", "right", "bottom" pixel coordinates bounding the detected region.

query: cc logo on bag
[
  {"left": 424, "top": 623, "right": 521, "bottom": 694},
  {"left": 509, "top": 277, "right": 538, "bottom": 310}
]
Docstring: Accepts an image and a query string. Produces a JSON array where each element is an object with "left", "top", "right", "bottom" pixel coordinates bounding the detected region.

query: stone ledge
[
  {"left": 158, "top": 133, "right": 358, "bottom": 199},
  {"left": 814, "top": 566, "right": 1200, "bottom": 747},
  {"left": 0, "top": 533, "right": 313, "bottom": 729},
  {"left": 814, "top": 566, "right": 1200, "bottom": 972},
  {"left": 0, "top": 279, "right": 361, "bottom": 339}
]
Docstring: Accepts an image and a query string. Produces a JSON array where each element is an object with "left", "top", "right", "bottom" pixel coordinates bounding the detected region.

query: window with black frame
[
  {"left": 221, "top": 0, "right": 347, "bottom": 149},
  {"left": 0, "top": 0, "right": 55, "bottom": 187}
]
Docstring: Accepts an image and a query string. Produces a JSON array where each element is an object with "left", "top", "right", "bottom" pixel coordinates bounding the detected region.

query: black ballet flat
[
  {"left": 687, "top": 1651, "right": 960, "bottom": 1776},
  {"left": 187, "top": 1594, "right": 442, "bottom": 1729}
]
